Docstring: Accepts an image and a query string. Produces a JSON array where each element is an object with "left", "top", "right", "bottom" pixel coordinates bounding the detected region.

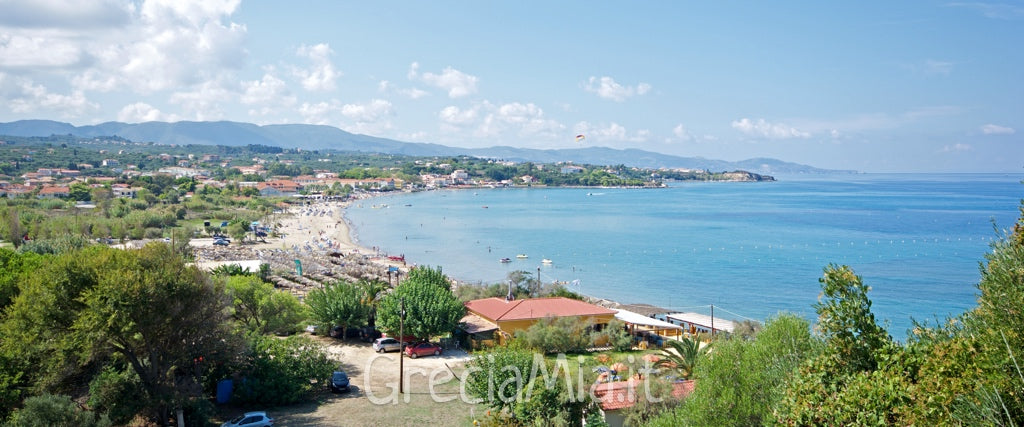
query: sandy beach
[{"left": 191, "top": 196, "right": 414, "bottom": 286}]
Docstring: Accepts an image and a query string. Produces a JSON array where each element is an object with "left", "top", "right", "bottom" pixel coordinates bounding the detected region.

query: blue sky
[{"left": 0, "top": 1, "right": 1021, "bottom": 172}]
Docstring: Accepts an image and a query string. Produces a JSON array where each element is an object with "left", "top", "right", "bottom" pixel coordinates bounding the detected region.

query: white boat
[
  {"left": 542, "top": 258, "right": 553, "bottom": 264},
  {"left": 516, "top": 254, "right": 528, "bottom": 259}
]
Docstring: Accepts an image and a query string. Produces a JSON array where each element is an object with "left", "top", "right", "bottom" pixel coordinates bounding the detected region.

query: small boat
[
  {"left": 542, "top": 258, "right": 553, "bottom": 264},
  {"left": 482, "top": 206, "right": 488, "bottom": 209},
  {"left": 500, "top": 258, "right": 511, "bottom": 263},
  {"left": 516, "top": 254, "right": 528, "bottom": 259}
]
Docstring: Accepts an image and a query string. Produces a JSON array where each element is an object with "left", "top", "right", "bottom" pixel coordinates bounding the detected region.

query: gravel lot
[{"left": 221, "top": 336, "right": 485, "bottom": 427}]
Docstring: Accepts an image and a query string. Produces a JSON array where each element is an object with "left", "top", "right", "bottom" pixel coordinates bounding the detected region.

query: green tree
[
  {"left": 649, "top": 313, "right": 819, "bottom": 427},
  {"left": 232, "top": 334, "right": 335, "bottom": 406},
  {"left": 68, "top": 182, "right": 91, "bottom": 202},
  {"left": 404, "top": 265, "right": 450, "bottom": 290},
  {"left": 225, "top": 275, "right": 308, "bottom": 335},
  {"left": 776, "top": 265, "right": 902, "bottom": 425},
  {"left": 305, "top": 281, "right": 370, "bottom": 338},
  {"left": 814, "top": 264, "right": 891, "bottom": 375},
  {"left": 75, "top": 244, "right": 240, "bottom": 426},
  {"left": 464, "top": 344, "right": 536, "bottom": 413},
  {"left": 376, "top": 278, "right": 464, "bottom": 340},
  {"left": 655, "top": 335, "right": 710, "bottom": 380}
]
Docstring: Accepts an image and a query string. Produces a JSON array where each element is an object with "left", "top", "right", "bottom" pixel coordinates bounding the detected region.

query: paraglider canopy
[{"left": 575, "top": 134, "right": 586, "bottom": 142}]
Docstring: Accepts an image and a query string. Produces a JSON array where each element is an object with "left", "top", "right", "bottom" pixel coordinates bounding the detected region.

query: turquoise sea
[{"left": 345, "top": 174, "right": 1024, "bottom": 340}]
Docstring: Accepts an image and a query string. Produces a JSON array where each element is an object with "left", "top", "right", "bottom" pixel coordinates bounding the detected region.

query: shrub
[
  {"left": 88, "top": 367, "right": 145, "bottom": 426},
  {"left": 6, "top": 393, "right": 111, "bottom": 427},
  {"left": 515, "top": 316, "right": 593, "bottom": 354}
]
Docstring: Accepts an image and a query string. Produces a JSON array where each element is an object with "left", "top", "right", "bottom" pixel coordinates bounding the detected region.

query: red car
[{"left": 405, "top": 342, "right": 442, "bottom": 359}]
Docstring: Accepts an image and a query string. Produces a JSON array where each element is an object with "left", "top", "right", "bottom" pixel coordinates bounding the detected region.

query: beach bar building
[
  {"left": 461, "top": 297, "right": 616, "bottom": 347},
  {"left": 663, "top": 312, "right": 737, "bottom": 336},
  {"left": 613, "top": 308, "right": 684, "bottom": 341}
]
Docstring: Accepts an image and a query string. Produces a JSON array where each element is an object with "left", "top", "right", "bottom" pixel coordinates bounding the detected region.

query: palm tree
[{"left": 654, "top": 335, "right": 711, "bottom": 380}]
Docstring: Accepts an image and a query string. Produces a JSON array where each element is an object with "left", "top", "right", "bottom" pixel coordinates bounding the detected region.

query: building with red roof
[
  {"left": 462, "top": 297, "right": 616, "bottom": 345},
  {"left": 592, "top": 379, "right": 696, "bottom": 427}
]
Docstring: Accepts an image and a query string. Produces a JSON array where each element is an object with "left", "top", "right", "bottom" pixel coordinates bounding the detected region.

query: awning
[
  {"left": 459, "top": 313, "right": 499, "bottom": 335},
  {"left": 614, "top": 309, "right": 682, "bottom": 330}
]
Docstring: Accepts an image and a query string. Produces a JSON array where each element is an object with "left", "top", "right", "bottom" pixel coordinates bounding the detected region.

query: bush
[
  {"left": 591, "top": 319, "right": 632, "bottom": 352},
  {"left": 515, "top": 316, "right": 593, "bottom": 354},
  {"left": 232, "top": 335, "right": 334, "bottom": 406},
  {"left": 6, "top": 393, "right": 111, "bottom": 427},
  {"left": 88, "top": 367, "right": 145, "bottom": 426}
]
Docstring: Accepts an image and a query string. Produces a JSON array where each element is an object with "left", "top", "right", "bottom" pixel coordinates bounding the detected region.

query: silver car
[{"left": 373, "top": 337, "right": 402, "bottom": 353}]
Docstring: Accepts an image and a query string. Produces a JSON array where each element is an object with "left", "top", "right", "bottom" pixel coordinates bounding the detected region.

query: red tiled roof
[
  {"left": 593, "top": 379, "right": 696, "bottom": 411},
  {"left": 465, "top": 297, "right": 615, "bottom": 322}
]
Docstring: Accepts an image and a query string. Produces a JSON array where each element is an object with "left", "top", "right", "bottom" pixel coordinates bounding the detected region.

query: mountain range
[{"left": 0, "top": 120, "right": 851, "bottom": 174}]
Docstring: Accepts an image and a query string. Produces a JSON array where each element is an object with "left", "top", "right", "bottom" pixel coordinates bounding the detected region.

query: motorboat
[
  {"left": 542, "top": 258, "right": 553, "bottom": 264},
  {"left": 516, "top": 254, "right": 528, "bottom": 259},
  {"left": 500, "top": 258, "right": 512, "bottom": 263}
]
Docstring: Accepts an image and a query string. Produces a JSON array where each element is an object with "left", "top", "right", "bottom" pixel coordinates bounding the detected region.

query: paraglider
[{"left": 575, "top": 134, "right": 586, "bottom": 143}]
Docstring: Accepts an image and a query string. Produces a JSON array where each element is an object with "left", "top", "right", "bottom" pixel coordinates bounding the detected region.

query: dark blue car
[{"left": 330, "top": 371, "right": 350, "bottom": 392}]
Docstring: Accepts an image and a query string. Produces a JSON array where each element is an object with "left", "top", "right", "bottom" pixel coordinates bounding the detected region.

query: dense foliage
[
  {"left": 0, "top": 244, "right": 334, "bottom": 426},
  {"left": 231, "top": 334, "right": 335, "bottom": 406},
  {"left": 376, "top": 270, "right": 465, "bottom": 340},
  {"left": 305, "top": 281, "right": 371, "bottom": 337},
  {"left": 224, "top": 274, "right": 308, "bottom": 335},
  {"left": 515, "top": 316, "right": 596, "bottom": 354}
]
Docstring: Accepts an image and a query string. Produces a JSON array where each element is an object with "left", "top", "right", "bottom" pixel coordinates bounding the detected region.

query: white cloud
[
  {"left": 672, "top": 124, "right": 693, "bottom": 142},
  {"left": 574, "top": 121, "right": 648, "bottom": 142},
  {"left": 0, "top": 73, "right": 96, "bottom": 117},
  {"left": 924, "top": 59, "right": 953, "bottom": 75},
  {"left": 294, "top": 43, "right": 340, "bottom": 92},
  {"left": 0, "top": 33, "right": 84, "bottom": 68},
  {"left": 340, "top": 99, "right": 392, "bottom": 123},
  {"left": 298, "top": 100, "right": 338, "bottom": 125},
  {"left": 947, "top": 2, "right": 1024, "bottom": 20},
  {"left": 731, "top": 118, "right": 811, "bottom": 139},
  {"left": 294, "top": 98, "right": 393, "bottom": 134},
  {"left": 941, "top": 143, "right": 972, "bottom": 152},
  {"left": 379, "top": 80, "right": 428, "bottom": 99},
  {"left": 437, "top": 101, "right": 563, "bottom": 141},
  {"left": 0, "top": 0, "right": 132, "bottom": 29},
  {"left": 411, "top": 64, "right": 478, "bottom": 98},
  {"left": 241, "top": 72, "right": 296, "bottom": 117},
  {"left": 168, "top": 80, "right": 229, "bottom": 120},
  {"left": 980, "top": 123, "right": 1015, "bottom": 135},
  {"left": 117, "top": 102, "right": 180, "bottom": 122},
  {"left": 583, "top": 76, "right": 651, "bottom": 102},
  {"left": 438, "top": 105, "right": 478, "bottom": 126}
]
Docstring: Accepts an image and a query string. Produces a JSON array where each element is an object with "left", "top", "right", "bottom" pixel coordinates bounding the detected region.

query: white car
[
  {"left": 373, "top": 337, "right": 402, "bottom": 353},
  {"left": 222, "top": 411, "right": 274, "bottom": 427}
]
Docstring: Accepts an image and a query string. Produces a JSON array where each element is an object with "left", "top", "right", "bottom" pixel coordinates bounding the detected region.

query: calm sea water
[{"left": 345, "top": 174, "right": 1023, "bottom": 340}]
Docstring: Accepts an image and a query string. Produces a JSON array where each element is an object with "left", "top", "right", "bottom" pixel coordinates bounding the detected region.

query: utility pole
[
  {"left": 710, "top": 304, "right": 715, "bottom": 339},
  {"left": 398, "top": 297, "right": 406, "bottom": 395}
]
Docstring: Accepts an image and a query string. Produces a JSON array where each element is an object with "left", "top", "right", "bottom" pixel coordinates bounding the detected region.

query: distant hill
[{"left": 0, "top": 119, "right": 850, "bottom": 174}]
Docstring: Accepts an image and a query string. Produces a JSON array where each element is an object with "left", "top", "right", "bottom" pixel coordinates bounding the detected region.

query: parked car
[
  {"left": 373, "top": 337, "right": 402, "bottom": 353},
  {"left": 330, "top": 370, "right": 350, "bottom": 393},
  {"left": 329, "top": 326, "right": 361, "bottom": 339},
  {"left": 405, "top": 342, "right": 442, "bottom": 359},
  {"left": 221, "top": 411, "right": 274, "bottom": 427},
  {"left": 213, "top": 239, "right": 229, "bottom": 246},
  {"left": 359, "top": 326, "right": 382, "bottom": 342}
]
